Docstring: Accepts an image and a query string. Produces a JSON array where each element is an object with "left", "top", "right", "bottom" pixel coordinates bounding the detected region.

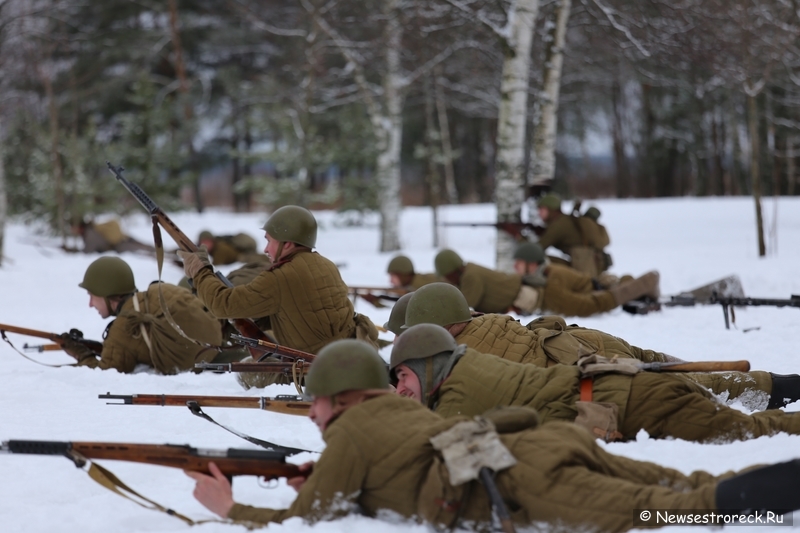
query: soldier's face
[
  {"left": 394, "top": 365, "right": 422, "bottom": 402},
  {"left": 264, "top": 233, "right": 282, "bottom": 261},
  {"left": 537, "top": 206, "right": 551, "bottom": 222},
  {"left": 309, "top": 395, "right": 335, "bottom": 431},
  {"left": 88, "top": 293, "right": 110, "bottom": 319}
]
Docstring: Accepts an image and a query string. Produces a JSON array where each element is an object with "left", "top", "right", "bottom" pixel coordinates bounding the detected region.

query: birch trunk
[
  {"left": 375, "top": 0, "right": 403, "bottom": 252},
  {"left": 529, "top": 0, "right": 571, "bottom": 191},
  {"left": 0, "top": 115, "right": 5, "bottom": 266},
  {"left": 495, "top": 0, "right": 540, "bottom": 272},
  {"left": 747, "top": 93, "right": 766, "bottom": 257},
  {"left": 434, "top": 65, "right": 458, "bottom": 204}
]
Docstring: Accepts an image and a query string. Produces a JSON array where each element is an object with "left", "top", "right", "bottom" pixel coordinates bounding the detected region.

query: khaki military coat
[
  {"left": 408, "top": 272, "right": 441, "bottom": 290},
  {"left": 79, "top": 283, "right": 222, "bottom": 374},
  {"left": 433, "top": 348, "right": 800, "bottom": 443},
  {"left": 457, "top": 314, "right": 772, "bottom": 405},
  {"left": 458, "top": 263, "right": 521, "bottom": 313},
  {"left": 540, "top": 263, "right": 617, "bottom": 316},
  {"left": 228, "top": 394, "right": 725, "bottom": 533},
  {"left": 194, "top": 249, "right": 356, "bottom": 354}
]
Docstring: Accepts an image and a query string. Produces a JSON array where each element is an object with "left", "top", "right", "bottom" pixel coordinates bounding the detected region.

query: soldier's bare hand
[
  {"left": 184, "top": 462, "right": 235, "bottom": 517},
  {"left": 286, "top": 461, "right": 315, "bottom": 492}
]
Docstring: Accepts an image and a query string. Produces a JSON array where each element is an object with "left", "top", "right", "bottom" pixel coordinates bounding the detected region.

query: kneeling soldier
[
  {"left": 391, "top": 324, "right": 800, "bottom": 444},
  {"left": 186, "top": 338, "right": 800, "bottom": 532}
]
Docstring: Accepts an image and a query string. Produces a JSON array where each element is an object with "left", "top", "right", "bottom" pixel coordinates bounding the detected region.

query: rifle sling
[
  {"left": 150, "top": 218, "right": 216, "bottom": 356},
  {"left": 85, "top": 459, "right": 205, "bottom": 526},
  {"left": 0, "top": 331, "right": 76, "bottom": 368},
  {"left": 186, "top": 401, "right": 313, "bottom": 456}
]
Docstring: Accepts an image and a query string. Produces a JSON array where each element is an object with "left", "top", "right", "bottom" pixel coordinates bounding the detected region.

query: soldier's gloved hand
[
  {"left": 58, "top": 334, "right": 96, "bottom": 362},
  {"left": 177, "top": 246, "right": 212, "bottom": 279}
]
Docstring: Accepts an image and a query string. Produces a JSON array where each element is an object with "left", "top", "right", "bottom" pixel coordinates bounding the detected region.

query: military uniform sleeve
[
  {"left": 537, "top": 217, "right": 572, "bottom": 251},
  {"left": 77, "top": 321, "right": 139, "bottom": 373},
  {"left": 193, "top": 267, "right": 281, "bottom": 320},
  {"left": 226, "top": 425, "right": 369, "bottom": 525},
  {"left": 459, "top": 269, "right": 485, "bottom": 310}
]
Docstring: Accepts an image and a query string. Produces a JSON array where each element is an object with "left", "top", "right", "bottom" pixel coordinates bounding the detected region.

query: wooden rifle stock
[
  {"left": 100, "top": 393, "right": 310, "bottom": 416},
  {"left": 1, "top": 440, "right": 303, "bottom": 479},
  {"left": 0, "top": 323, "right": 103, "bottom": 354},
  {"left": 639, "top": 360, "right": 751, "bottom": 373},
  {"left": 107, "top": 162, "right": 275, "bottom": 357}
]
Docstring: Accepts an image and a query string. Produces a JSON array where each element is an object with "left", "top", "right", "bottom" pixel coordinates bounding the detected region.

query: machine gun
[{"left": 711, "top": 294, "right": 800, "bottom": 330}]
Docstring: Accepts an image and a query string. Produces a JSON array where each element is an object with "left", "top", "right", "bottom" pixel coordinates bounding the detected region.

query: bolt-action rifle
[
  {"left": 99, "top": 392, "right": 310, "bottom": 416},
  {"left": 0, "top": 324, "right": 103, "bottom": 354},
  {"left": 107, "top": 162, "right": 286, "bottom": 361},
  {"left": 348, "top": 286, "right": 408, "bottom": 307},
  {"left": 0, "top": 439, "right": 302, "bottom": 479},
  {"left": 440, "top": 221, "right": 545, "bottom": 239},
  {"left": 229, "top": 334, "right": 316, "bottom": 362}
]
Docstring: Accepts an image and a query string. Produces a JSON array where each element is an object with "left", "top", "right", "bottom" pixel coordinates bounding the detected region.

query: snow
[{"left": 1, "top": 196, "right": 800, "bottom": 533}]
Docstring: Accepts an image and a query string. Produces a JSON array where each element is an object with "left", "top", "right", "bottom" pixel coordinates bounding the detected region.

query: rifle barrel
[
  {"left": 229, "top": 334, "right": 316, "bottom": 362},
  {"left": 194, "top": 361, "right": 307, "bottom": 373}
]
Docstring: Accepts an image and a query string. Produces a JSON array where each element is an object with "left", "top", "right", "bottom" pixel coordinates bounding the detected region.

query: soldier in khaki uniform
[
  {"left": 186, "top": 339, "right": 800, "bottom": 532},
  {"left": 69, "top": 218, "right": 155, "bottom": 255},
  {"left": 198, "top": 230, "right": 271, "bottom": 266},
  {"left": 511, "top": 242, "right": 659, "bottom": 316},
  {"left": 179, "top": 206, "right": 379, "bottom": 357},
  {"left": 536, "top": 193, "right": 611, "bottom": 276},
  {"left": 434, "top": 248, "right": 657, "bottom": 317},
  {"left": 391, "top": 324, "right": 800, "bottom": 443},
  {"left": 61, "top": 257, "right": 223, "bottom": 374},
  {"left": 386, "top": 255, "right": 440, "bottom": 290},
  {"left": 401, "top": 282, "right": 800, "bottom": 410}
]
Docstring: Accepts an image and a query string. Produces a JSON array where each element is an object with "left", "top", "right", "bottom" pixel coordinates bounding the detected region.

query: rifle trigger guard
[
  {"left": 66, "top": 449, "right": 88, "bottom": 469},
  {"left": 257, "top": 477, "right": 280, "bottom": 489}
]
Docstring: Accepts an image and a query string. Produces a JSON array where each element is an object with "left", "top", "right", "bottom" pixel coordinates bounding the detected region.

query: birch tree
[
  {"left": 528, "top": 0, "right": 570, "bottom": 193},
  {"left": 446, "top": 0, "right": 540, "bottom": 271}
]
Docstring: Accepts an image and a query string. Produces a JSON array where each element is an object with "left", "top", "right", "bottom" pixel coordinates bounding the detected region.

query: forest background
[{"left": 0, "top": 0, "right": 796, "bottom": 264}]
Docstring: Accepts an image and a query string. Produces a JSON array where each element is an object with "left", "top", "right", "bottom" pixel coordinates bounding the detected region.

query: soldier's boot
[
  {"left": 609, "top": 271, "right": 660, "bottom": 305},
  {"left": 715, "top": 459, "right": 800, "bottom": 512},
  {"left": 767, "top": 373, "right": 800, "bottom": 409}
]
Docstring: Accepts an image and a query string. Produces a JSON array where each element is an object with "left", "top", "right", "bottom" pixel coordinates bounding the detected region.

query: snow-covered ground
[{"left": 1, "top": 196, "right": 799, "bottom": 533}]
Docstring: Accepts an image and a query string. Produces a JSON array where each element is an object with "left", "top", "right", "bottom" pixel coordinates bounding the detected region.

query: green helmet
[
  {"left": 303, "top": 340, "right": 389, "bottom": 398},
  {"left": 390, "top": 323, "right": 457, "bottom": 373},
  {"left": 78, "top": 257, "right": 136, "bottom": 297},
  {"left": 513, "top": 242, "right": 545, "bottom": 264},
  {"left": 403, "top": 282, "right": 471, "bottom": 328},
  {"left": 198, "top": 230, "right": 214, "bottom": 242},
  {"left": 261, "top": 205, "right": 317, "bottom": 248},
  {"left": 434, "top": 249, "right": 464, "bottom": 277},
  {"left": 387, "top": 255, "right": 414, "bottom": 275},
  {"left": 584, "top": 206, "right": 601, "bottom": 221},
  {"left": 536, "top": 193, "right": 561, "bottom": 210},
  {"left": 384, "top": 293, "right": 414, "bottom": 335}
]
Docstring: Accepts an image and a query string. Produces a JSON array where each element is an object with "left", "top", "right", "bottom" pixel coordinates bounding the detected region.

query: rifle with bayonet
[
  {"left": 230, "top": 334, "right": 316, "bottom": 362},
  {"left": 0, "top": 323, "right": 103, "bottom": 354},
  {"left": 100, "top": 392, "right": 310, "bottom": 416},
  {"left": 107, "top": 162, "right": 285, "bottom": 361},
  {"left": 440, "top": 221, "right": 545, "bottom": 239}
]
